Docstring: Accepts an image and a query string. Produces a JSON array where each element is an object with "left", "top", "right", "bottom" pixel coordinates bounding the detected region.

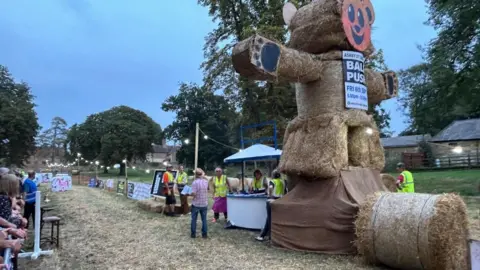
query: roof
[
  {"left": 381, "top": 134, "right": 431, "bottom": 148},
  {"left": 431, "top": 118, "right": 480, "bottom": 142},
  {"left": 224, "top": 144, "right": 282, "bottom": 163}
]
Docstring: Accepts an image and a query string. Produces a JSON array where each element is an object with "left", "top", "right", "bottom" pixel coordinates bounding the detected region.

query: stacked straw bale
[
  {"left": 280, "top": 110, "right": 385, "bottom": 178},
  {"left": 355, "top": 192, "right": 469, "bottom": 270},
  {"left": 380, "top": 174, "right": 397, "bottom": 192},
  {"left": 287, "top": 0, "right": 374, "bottom": 55},
  {"left": 137, "top": 199, "right": 164, "bottom": 213}
]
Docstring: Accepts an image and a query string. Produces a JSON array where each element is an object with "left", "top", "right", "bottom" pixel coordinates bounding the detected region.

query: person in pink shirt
[{"left": 189, "top": 168, "right": 209, "bottom": 238}]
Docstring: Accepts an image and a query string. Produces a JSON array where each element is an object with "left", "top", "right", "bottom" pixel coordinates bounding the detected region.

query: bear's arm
[
  {"left": 365, "top": 69, "right": 398, "bottom": 105},
  {"left": 232, "top": 34, "right": 322, "bottom": 83}
]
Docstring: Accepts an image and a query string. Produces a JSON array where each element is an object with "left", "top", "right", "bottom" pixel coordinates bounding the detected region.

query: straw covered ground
[{"left": 20, "top": 186, "right": 480, "bottom": 270}]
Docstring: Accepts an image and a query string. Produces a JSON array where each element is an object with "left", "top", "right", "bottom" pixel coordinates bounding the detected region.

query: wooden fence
[{"left": 403, "top": 153, "right": 480, "bottom": 170}]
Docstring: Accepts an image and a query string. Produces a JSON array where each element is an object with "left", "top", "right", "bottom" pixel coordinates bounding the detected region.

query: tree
[
  {"left": 398, "top": 63, "right": 443, "bottom": 135},
  {"left": 399, "top": 0, "right": 480, "bottom": 135},
  {"left": 365, "top": 49, "right": 392, "bottom": 137},
  {"left": 65, "top": 106, "right": 163, "bottom": 175},
  {"left": 162, "top": 83, "right": 238, "bottom": 169},
  {"left": 0, "top": 65, "right": 40, "bottom": 166},
  {"left": 198, "top": 0, "right": 312, "bottom": 144},
  {"left": 38, "top": 117, "right": 68, "bottom": 162}
]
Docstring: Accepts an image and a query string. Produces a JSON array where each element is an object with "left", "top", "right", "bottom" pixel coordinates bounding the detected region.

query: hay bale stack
[
  {"left": 288, "top": 0, "right": 374, "bottom": 55},
  {"left": 138, "top": 198, "right": 165, "bottom": 213},
  {"left": 380, "top": 174, "right": 397, "bottom": 192},
  {"left": 137, "top": 199, "right": 151, "bottom": 211},
  {"left": 355, "top": 192, "right": 469, "bottom": 270},
  {"left": 280, "top": 110, "right": 385, "bottom": 178},
  {"left": 149, "top": 201, "right": 164, "bottom": 213}
]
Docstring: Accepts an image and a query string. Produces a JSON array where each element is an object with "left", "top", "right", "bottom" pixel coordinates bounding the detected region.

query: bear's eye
[
  {"left": 357, "top": 9, "right": 365, "bottom": 27},
  {"left": 365, "top": 6, "right": 373, "bottom": 23},
  {"left": 348, "top": 5, "right": 355, "bottom": 23}
]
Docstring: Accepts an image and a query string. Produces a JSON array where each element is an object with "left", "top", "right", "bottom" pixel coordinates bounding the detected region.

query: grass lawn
[
  {"left": 82, "top": 168, "right": 154, "bottom": 183},
  {"left": 388, "top": 169, "right": 480, "bottom": 196},
  {"left": 19, "top": 169, "right": 479, "bottom": 270}
]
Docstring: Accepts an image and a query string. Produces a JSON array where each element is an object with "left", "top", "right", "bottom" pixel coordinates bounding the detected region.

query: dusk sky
[{"left": 0, "top": 0, "right": 436, "bottom": 139}]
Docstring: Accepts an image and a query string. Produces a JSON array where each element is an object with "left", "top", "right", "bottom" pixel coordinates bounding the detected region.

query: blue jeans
[{"left": 191, "top": 205, "right": 208, "bottom": 237}]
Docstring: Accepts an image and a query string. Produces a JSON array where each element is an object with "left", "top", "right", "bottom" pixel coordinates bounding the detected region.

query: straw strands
[
  {"left": 380, "top": 174, "right": 397, "bottom": 192},
  {"left": 355, "top": 192, "right": 470, "bottom": 270},
  {"left": 287, "top": 0, "right": 374, "bottom": 55}
]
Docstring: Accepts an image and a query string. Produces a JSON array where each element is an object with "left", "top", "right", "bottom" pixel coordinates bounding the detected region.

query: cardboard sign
[
  {"left": 51, "top": 176, "right": 72, "bottom": 192},
  {"left": 41, "top": 173, "right": 53, "bottom": 183},
  {"left": 127, "top": 182, "right": 135, "bottom": 198},
  {"left": 343, "top": 51, "right": 368, "bottom": 110},
  {"left": 151, "top": 170, "right": 178, "bottom": 196},
  {"left": 470, "top": 239, "right": 480, "bottom": 270},
  {"left": 88, "top": 178, "right": 96, "bottom": 187},
  {"left": 106, "top": 179, "right": 114, "bottom": 189},
  {"left": 127, "top": 181, "right": 153, "bottom": 200},
  {"left": 117, "top": 181, "right": 125, "bottom": 194},
  {"left": 341, "top": 0, "right": 375, "bottom": 52}
]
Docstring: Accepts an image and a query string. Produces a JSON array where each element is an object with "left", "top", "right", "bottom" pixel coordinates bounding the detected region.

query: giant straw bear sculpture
[{"left": 232, "top": 0, "right": 398, "bottom": 254}]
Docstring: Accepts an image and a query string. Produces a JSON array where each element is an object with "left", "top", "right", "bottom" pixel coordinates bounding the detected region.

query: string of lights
[
  {"left": 198, "top": 127, "right": 241, "bottom": 151},
  {"left": 181, "top": 125, "right": 242, "bottom": 151}
]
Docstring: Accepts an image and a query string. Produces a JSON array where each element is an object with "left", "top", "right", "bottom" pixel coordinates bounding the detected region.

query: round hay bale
[
  {"left": 380, "top": 174, "right": 397, "bottom": 192},
  {"left": 355, "top": 192, "right": 469, "bottom": 270}
]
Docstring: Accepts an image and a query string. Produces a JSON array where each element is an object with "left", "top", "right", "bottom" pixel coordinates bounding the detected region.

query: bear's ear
[{"left": 282, "top": 2, "right": 297, "bottom": 26}]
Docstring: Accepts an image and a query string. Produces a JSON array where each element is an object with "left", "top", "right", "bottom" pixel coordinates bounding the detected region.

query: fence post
[
  {"left": 468, "top": 154, "right": 471, "bottom": 167},
  {"left": 448, "top": 158, "right": 451, "bottom": 167}
]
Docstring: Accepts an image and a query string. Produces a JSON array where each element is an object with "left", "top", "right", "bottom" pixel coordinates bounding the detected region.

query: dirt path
[{"left": 18, "top": 187, "right": 478, "bottom": 270}]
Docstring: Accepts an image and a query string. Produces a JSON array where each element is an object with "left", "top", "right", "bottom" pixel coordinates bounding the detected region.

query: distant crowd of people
[
  {"left": 161, "top": 165, "right": 287, "bottom": 240},
  {"left": 0, "top": 168, "right": 38, "bottom": 269}
]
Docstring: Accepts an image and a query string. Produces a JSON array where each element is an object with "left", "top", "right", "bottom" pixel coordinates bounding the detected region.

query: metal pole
[
  {"left": 194, "top": 122, "right": 199, "bottom": 169},
  {"left": 124, "top": 159, "right": 128, "bottom": 196},
  {"left": 77, "top": 159, "right": 80, "bottom": 185}
]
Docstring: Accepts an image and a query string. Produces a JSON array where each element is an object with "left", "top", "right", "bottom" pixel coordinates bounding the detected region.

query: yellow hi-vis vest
[
  {"left": 398, "top": 170, "right": 415, "bottom": 193},
  {"left": 176, "top": 172, "right": 188, "bottom": 184},
  {"left": 252, "top": 177, "right": 264, "bottom": 190},
  {"left": 214, "top": 175, "right": 228, "bottom": 197},
  {"left": 271, "top": 178, "right": 285, "bottom": 198}
]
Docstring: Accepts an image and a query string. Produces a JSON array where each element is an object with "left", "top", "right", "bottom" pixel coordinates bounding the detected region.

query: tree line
[{"left": 1, "top": 0, "right": 478, "bottom": 169}]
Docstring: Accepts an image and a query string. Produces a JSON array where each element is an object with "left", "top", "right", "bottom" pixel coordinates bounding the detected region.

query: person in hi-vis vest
[
  {"left": 249, "top": 169, "right": 267, "bottom": 193},
  {"left": 176, "top": 166, "right": 188, "bottom": 185},
  {"left": 211, "top": 168, "right": 231, "bottom": 222},
  {"left": 256, "top": 170, "right": 287, "bottom": 242},
  {"left": 176, "top": 166, "right": 189, "bottom": 214},
  {"left": 395, "top": 162, "right": 415, "bottom": 193},
  {"left": 163, "top": 165, "right": 176, "bottom": 216}
]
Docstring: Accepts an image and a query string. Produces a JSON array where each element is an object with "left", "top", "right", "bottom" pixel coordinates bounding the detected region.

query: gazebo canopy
[{"left": 224, "top": 144, "right": 282, "bottom": 163}]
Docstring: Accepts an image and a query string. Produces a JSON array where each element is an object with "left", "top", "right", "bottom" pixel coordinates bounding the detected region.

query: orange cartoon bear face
[
  {"left": 341, "top": 0, "right": 375, "bottom": 52},
  {"left": 283, "top": 0, "right": 376, "bottom": 55}
]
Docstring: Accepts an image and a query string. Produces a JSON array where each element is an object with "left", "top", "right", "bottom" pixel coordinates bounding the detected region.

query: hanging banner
[
  {"left": 51, "top": 175, "right": 72, "bottom": 192},
  {"left": 470, "top": 239, "right": 480, "bottom": 270},
  {"left": 127, "top": 182, "right": 135, "bottom": 198},
  {"left": 117, "top": 181, "right": 125, "bottom": 194},
  {"left": 343, "top": 50, "right": 368, "bottom": 110},
  {"left": 127, "top": 181, "right": 153, "bottom": 200},
  {"left": 106, "top": 179, "right": 114, "bottom": 191},
  {"left": 41, "top": 173, "right": 53, "bottom": 183}
]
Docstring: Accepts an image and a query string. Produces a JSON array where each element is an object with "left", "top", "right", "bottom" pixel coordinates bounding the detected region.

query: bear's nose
[{"left": 354, "top": 25, "right": 362, "bottom": 33}]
